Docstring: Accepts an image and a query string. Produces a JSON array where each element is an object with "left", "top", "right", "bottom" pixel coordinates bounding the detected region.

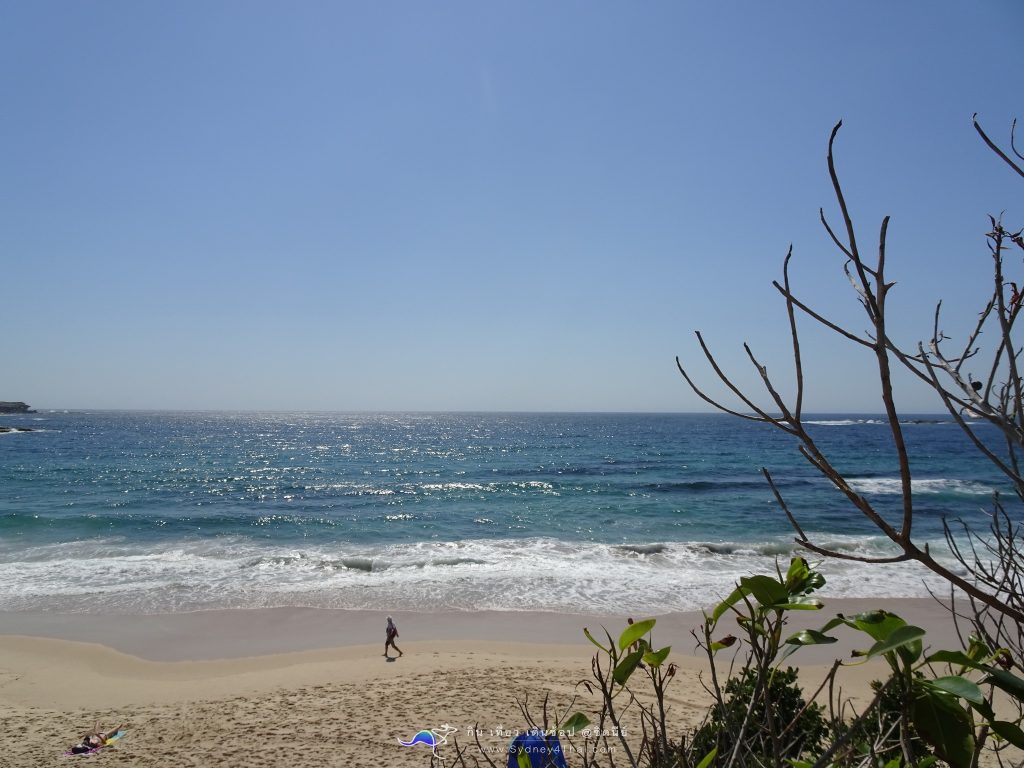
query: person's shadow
[{"left": 385, "top": 655, "right": 397, "bottom": 662}]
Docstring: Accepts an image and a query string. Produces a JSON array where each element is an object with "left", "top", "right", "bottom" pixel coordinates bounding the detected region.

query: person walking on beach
[{"left": 385, "top": 615, "right": 403, "bottom": 658}]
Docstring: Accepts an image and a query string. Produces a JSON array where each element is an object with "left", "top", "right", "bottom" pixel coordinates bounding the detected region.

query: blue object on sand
[{"left": 506, "top": 728, "right": 569, "bottom": 768}]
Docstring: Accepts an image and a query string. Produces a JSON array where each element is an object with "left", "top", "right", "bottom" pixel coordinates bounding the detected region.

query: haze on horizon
[{"left": 2, "top": 2, "right": 1021, "bottom": 413}]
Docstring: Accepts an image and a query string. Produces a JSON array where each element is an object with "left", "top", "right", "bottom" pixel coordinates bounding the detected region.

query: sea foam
[{"left": 0, "top": 535, "right": 958, "bottom": 615}]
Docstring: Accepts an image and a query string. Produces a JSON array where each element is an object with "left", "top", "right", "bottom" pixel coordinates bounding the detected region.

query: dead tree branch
[{"left": 679, "top": 118, "right": 1024, "bottom": 626}]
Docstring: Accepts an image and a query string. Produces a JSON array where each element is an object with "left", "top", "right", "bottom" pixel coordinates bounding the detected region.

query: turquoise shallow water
[{"left": 0, "top": 411, "right": 1008, "bottom": 614}]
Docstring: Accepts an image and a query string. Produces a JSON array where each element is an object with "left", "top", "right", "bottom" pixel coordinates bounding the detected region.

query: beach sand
[{"left": 0, "top": 598, "right": 974, "bottom": 767}]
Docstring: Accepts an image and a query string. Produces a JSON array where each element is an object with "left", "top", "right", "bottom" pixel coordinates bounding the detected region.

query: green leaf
[
  {"left": 746, "top": 620, "right": 769, "bottom": 639},
  {"left": 709, "top": 634, "right": 738, "bottom": 655},
  {"left": 780, "top": 629, "right": 835, "bottom": 662},
  {"left": 866, "top": 624, "right": 926, "bottom": 662},
  {"left": 618, "top": 619, "right": 656, "bottom": 651},
  {"left": 739, "top": 575, "right": 789, "bottom": 607},
  {"left": 850, "top": 609, "right": 891, "bottom": 623},
  {"left": 710, "top": 585, "right": 749, "bottom": 622},
  {"left": 849, "top": 610, "right": 907, "bottom": 642},
  {"left": 561, "top": 712, "right": 590, "bottom": 734},
  {"left": 774, "top": 599, "right": 824, "bottom": 611},
  {"left": 968, "top": 697, "right": 996, "bottom": 721},
  {"left": 804, "top": 570, "right": 826, "bottom": 591},
  {"left": 695, "top": 746, "right": 718, "bottom": 768},
  {"left": 785, "top": 629, "right": 838, "bottom": 647},
  {"left": 927, "top": 649, "right": 975, "bottom": 668},
  {"left": 516, "top": 746, "right": 532, "bottom": 768},
  {"left": 983, "top": 668, "right": 1024, "bottom": 701},
  {"left": 819, "top": 615, "right": 855, "bottom": 633},
  {"left": 785, "top": 556, "right": 808, "bottom": 584},
  {"left": 583, "top": 627, "right": 610, "bottom": 654},
  {"left": 991, "top": 720, "right": 1024, "bottom": 749},
  {"left": 925, "top": 676, "right": 984, "bottom": 705},
  {"left": 642, "top": 646, "right": 671, "bottom": 668},
  {"left": 910, "top": 686, "right": 975, "bottom": 768},
  {"left": 783, "top": 556, "right": 825, "bottom": 595},
  {"left": 927, "top": 649, "right": 1024, "bottom": 700},
  {"left": 966, "top": 634, "right": 991, "bottom": 662},
  {"left": 613, "top": 649, "right": 645, "bottom": 686}
]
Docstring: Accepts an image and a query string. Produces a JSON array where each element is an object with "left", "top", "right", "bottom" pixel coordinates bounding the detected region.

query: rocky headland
[
  {"left": 0, "top": 401, "right": 36, "bottom": 432},
  {"left": 0, "top": 401, "right": 35, "bottom": 414}
]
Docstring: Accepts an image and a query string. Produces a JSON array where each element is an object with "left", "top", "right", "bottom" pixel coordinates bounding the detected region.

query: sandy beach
[{"left": 0, "top": 597, "right": 968, "bottom": 767}]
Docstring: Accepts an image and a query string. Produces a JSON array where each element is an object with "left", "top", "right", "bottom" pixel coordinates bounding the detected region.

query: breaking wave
[
  {"left": 0, "top": 535, "right": 958, "bottom": 615},
  {"left": 847, "top": 478, "right": 995, "bottom": 496}
]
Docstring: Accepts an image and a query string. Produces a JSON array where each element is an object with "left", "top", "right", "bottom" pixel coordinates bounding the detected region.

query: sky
[{"left": 1, "top": 1, "right": 1022, "bottom": 413}]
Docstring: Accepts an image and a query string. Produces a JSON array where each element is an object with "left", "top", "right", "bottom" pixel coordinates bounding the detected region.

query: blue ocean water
[{"left": 0, "top": 411, "right": 1007, "bottom": 614}]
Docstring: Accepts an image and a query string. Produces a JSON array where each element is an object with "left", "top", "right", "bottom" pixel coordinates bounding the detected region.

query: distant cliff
[{"left": 0, "top": 401, "right": 35, "bottom": 414}]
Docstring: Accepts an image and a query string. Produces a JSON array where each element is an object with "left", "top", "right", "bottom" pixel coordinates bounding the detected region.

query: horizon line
[{"left": 9, "top": 407, "right": 956, "bottom": 417}]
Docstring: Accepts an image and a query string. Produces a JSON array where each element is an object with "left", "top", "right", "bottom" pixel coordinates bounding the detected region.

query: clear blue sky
[{"left": 2, "top": 2, "right": 1021, "bottom": 412}]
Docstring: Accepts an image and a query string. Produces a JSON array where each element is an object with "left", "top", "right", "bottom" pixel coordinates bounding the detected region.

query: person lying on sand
[{"left": 69, "top": 724, "right": 124, "bottom": 754}]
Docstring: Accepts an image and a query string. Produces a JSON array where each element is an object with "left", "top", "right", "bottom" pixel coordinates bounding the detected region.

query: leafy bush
[
  {"left": 830, "top": 673, "right": 934, "bottom": 767},
  {"left": 691, "top": 666, "right": 827, "bottom": 765}
]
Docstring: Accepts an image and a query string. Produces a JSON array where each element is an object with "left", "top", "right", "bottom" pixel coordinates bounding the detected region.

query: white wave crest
[
  {"left": 0, "top": 535, "right": 960, "bottom": 615},
  {"left": 805, "top": 419, "right": 886, "bottom": 426},
  {"left": 847, "top": 478, "right": 995, "bottom": 496}
]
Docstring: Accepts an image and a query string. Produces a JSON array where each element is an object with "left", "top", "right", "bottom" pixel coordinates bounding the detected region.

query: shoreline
[{"left": 0, "top": 597, "right": 960, "bottom": 662}]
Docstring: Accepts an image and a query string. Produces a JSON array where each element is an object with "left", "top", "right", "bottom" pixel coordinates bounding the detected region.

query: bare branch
[
  {"left": 827, "top": 121, "right": 880, "bottom": 321},
  {"left": 680, "top": 116, "right": 1024, "bottom": 630},
  {"left": 877, "top": 215, "right": 890, "bottom": 283},
  {"left": 819, "top": 208, "right": 855, "bottom": 261},
  {"left": 796, "top": 540, "right": 912, "bottom": 564},
  {"left": 975, "top": 113, "right": 1024, "bottom": 179},
  {"left": 797, "top": 443, "right": 902, "bottom": 542},
  {"left": 762, "top": 467, "right": 807, "bottom": 541},
  {"left": 771, "top": 281, "right": 875, "bottom": 348},
  {"left": 675, "top": 356, "right": 776, "bottom": 425},
  {"left": 782, "top": 249, "right": 805, "bottom": 421},
  {"left": 693, "top": 332, "right": 781, "bottom": 423},
  {"left": 744, "top": 343, "right": 794, "bottom": 422}
]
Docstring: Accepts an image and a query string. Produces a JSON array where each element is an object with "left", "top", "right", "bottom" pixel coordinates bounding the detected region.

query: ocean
[{"left": 0, "top": 411, "right": 1006, "bottom": 615}]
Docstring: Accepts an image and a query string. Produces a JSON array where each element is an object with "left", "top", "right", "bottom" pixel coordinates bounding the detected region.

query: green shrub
[
  {"left": 831, "top": 673, "right": 934, "bottom": 766},
  {"left": 691, "top": 666, "right": 827, "bottom": 765}
]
